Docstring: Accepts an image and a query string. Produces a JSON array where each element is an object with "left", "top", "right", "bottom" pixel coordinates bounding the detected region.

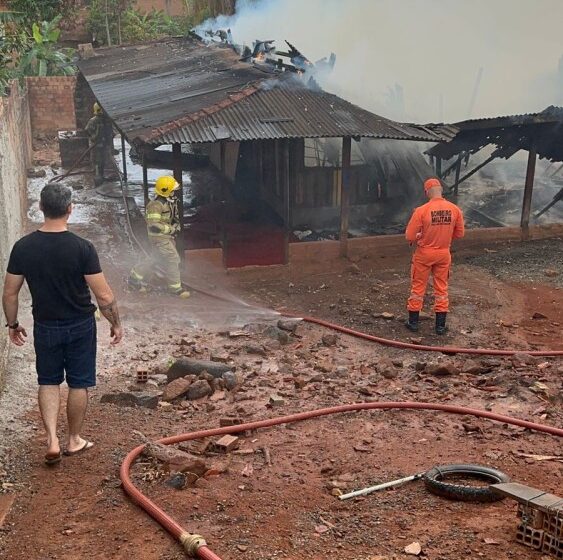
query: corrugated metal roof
[
  {"left": 427, "top": 106, "right": 563, "bottom": 162},
  {"left": 149, "top": 78, "right": 452, "bottom": 144},
  {"left": 77, "top": 37, "right": 268, "bottom": 140},
  {"left": 77, "top": 36, "right": 455, "bottom": 145}
]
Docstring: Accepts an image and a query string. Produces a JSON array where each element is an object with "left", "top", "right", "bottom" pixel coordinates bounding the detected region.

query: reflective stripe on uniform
[
  {"left": 169, "top": 282, "right": 182, "bottom": 290},
  {"left": 130, "top": 269, "right": 143, "bottom": 280},
  {"left": 146, "top": 213, "right": 162, "bottom": 220}
]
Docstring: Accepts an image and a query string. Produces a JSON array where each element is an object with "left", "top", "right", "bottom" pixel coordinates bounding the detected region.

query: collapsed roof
[
  {"left": 76, "top": 36, "right": 454, "bottom": 146},
  {"left": 427, "top": 106, "right": 563, "bottom": 162}
]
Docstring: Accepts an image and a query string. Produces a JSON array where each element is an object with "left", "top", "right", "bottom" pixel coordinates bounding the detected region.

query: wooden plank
[
  {"left": 520, "top": 146, "right": 537, "bottom": 239},
  {"left": 491, "top": 482, "right": 547, "bottom": 503},
  {"left": 172, "top": 143, "right": 184, "bottom": 262},
  {"left": 492, "top": 483, "right": 563, "bottom": 513},
  {"left": 339, "top": 137, "right": 352, "bottom": 257}
]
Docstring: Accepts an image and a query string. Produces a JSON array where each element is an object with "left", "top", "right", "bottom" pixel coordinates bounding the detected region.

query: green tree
[
  {"left": 7, "top": 0, "right": 64, "bottom": 25},
  {"left": 17, "top": 16, "right": 75, "bottom": 77}
]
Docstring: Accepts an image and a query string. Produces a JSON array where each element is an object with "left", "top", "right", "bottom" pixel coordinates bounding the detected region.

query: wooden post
[
  {"left": 339, "top": 137, "right": 352, "bottom": 258},
  {"left": 453, "top": 156, "right": 462, "bottom": 196},
  {"left": 520, "top": 146, "right": 537, "bottom": 239},
  {"left": 172, "top": 143, "right": 184, "bottom": 261},
  {"left": 283, "top": 139, "right": 291, "bottom": 264},
  {"left": 435, "top": 156, "right": 442, "bottom": 177},
  {"left": 142, "top": 153, "right": 149, "bottom": 209},
  {"left": 120, "top": 134, "right": 128, "bottom": 183}
]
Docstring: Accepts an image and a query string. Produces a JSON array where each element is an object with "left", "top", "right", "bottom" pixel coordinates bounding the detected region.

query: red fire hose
[
  {"left": 299, "top": 315, "right": 563, "bottom": 356},
  {"left": 120, "top": 401, "right": 563, "bottom": 559}
]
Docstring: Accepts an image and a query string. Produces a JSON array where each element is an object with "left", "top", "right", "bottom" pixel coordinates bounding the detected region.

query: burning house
[{"left": 76, "top": 34, "right": 453, "bottom": 268}]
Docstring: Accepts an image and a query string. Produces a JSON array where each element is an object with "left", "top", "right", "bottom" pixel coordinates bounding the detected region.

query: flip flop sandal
[
  {"left": 63, "top": 441, "right": 94, "bottom": 457},
  {"left": 44, "top": 451, "right": 62, "bottom": 466}
]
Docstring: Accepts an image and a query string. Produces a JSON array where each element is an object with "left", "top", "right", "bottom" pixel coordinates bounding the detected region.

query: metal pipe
[{"left": 339, "top": 473, "right": 424, "bottom": 500}]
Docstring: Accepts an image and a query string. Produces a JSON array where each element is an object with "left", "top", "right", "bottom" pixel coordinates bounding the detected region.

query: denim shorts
[{"left": 33, "top": 315, "right": 97, "bottom": 389}]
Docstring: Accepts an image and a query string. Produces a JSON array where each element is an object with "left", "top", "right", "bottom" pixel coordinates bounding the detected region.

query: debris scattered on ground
[
  {"left": 100, "top": 392, "right": 159, "bottom": 409},
  {"left": 404, "top": 541, "right": 422, "bottom": 555}
]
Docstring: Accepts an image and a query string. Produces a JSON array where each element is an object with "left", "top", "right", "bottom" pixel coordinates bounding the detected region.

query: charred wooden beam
[
  {"left": 520, "top": 146, "right": 537, "bottom": 238},
  {"left": 339, "top": 137, "right": 352, "bottom": 258},
  {"left": 172, "top": 143, "right": 185, "bottom": 261}
]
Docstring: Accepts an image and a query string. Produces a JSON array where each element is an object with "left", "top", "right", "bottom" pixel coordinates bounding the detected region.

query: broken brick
[{"left": 214, "top": 435, "right": 239, "bottom": 453}]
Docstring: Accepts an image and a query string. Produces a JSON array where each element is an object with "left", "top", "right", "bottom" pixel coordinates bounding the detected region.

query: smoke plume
[{"left": 197, "top": 0, "right": 563, "bottom": 123}]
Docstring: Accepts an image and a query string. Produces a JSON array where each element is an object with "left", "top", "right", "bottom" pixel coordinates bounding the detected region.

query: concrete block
[
  {"left": 542, "top": 533, "right": 563, "bottom": 559},
  {"left": 518, "top": 503, "right": 545, "bottom": 529},
  {"left": 269, "top": 394, "right": 285, "bottom": 407},
  {"left": 516, "top": 523, "right": 544, "bottom": 550},
  {"left": 544, "top": 511, "right": 563, "bottom": 538}
]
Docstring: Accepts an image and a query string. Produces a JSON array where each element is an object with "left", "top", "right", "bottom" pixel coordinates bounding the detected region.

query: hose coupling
[{"left": 179, "top": 532, "right": 207, "bottom": 556}]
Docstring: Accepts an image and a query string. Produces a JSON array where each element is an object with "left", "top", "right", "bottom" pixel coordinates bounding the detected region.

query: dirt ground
[{"left": 0, "top": 157, "right": 562, "bottom": 560}]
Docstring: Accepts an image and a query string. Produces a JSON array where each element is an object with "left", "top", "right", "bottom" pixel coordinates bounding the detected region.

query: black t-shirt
[{"left": 7, "top": 231, "right": 102, "bottom": 321}]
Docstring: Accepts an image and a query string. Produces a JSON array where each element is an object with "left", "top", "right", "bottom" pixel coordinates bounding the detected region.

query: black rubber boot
[
  {"left": 435, "top": 312, "right": 448, "bottom": 335},
  {"left": 405, "top": 311, "right": 420, "bottom": 332}
]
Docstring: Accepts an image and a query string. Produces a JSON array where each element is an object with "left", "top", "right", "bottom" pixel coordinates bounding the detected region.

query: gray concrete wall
[{"left": 0, "top": 81, "right": 32, "bottom": 386}]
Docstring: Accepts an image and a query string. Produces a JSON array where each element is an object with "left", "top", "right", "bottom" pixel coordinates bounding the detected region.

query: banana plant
[{"left": 18, "top": 16, "right": 75, "bottom": 77}]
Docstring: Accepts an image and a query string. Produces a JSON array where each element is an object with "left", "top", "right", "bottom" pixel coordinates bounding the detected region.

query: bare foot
[
  {"left": 46, "top": 436, "right": 60, "bottom": 457},
  {"left": 66, "top": 436, "right": 94, "bottom": 455}
]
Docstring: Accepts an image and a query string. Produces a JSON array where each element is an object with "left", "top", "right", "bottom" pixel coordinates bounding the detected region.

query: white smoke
[{"left": 196, "top": 0, "right": 563, "bottom": 123}]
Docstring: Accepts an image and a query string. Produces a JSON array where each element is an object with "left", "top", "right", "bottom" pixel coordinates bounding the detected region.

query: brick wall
[
  {"left": 0, "top": 81, "right": 32, "bottom": 386},
  {"left": 136, "top": 0, "right": 186, "bottom": 16},
  {"left": 26, "top": 76, "right": 77, "bottom": 135}
]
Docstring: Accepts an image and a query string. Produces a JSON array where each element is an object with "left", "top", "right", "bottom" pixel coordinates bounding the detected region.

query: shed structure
[{"left": 77, "top": 36, "right": 454, "bottom": 267}]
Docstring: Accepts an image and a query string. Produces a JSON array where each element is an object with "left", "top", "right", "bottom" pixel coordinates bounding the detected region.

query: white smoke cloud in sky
[{"left": 197, "top": 0, "right": 563, "bottom": 123}]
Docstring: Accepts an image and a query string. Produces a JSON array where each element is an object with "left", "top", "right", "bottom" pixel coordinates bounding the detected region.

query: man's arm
[
  {"left": 2, "top": 273, "right": 27, "bottom": 346},
  {"left": 405, "top": 208, "right": 423, "bottom": 242},
  {"left": 146, "top": 201, "right": 174, "bottom": 235},
  {"left": 85, "top": 272, "right": 123, "bottom": 345},
  {"left": 453, "top": 208, "right": 465, "bottom": 239}
]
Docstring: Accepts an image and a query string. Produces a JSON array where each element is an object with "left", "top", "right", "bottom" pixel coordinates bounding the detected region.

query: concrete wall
[
  {"left": 26, "top": 76, "right": 77, "bottom": 135},
  {"left": 0, "top": 81, "right": 32, "bottom": 385}
]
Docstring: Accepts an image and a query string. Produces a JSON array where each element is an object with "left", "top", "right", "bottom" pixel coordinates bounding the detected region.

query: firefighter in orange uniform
[{"left": 405, "top": 178, "right": 465, "bottom": 334}]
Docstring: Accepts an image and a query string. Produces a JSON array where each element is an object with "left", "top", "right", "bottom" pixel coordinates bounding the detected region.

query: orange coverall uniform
[{"left": 405, "top": 197, "right": 465, "bottom": 313}]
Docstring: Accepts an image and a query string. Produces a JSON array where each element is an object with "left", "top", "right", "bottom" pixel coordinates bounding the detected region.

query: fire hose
[
  {"left": 101, "top": 134, "right": 563, "bottom": 555},
  {"left": 120, "top": 401, "right": 563, "bottom": 559}
]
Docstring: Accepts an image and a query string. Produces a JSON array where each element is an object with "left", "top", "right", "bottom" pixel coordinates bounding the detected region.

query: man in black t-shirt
[{"left": 2, "top": 183, "right": 123, "bottom": 465}]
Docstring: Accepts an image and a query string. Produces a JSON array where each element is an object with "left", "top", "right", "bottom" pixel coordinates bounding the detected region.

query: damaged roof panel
[
  {"left": 151, "top": 80, "right": 451, "bottom": 144},
  {"left": 77, "top": 36, "right": 455, "bottom": 145},
  {"left": 427, "top": 106, "right": 563, "bottom": 162},
  {"left": 77, "top": 37, "right": 268, "bottom": 139}
]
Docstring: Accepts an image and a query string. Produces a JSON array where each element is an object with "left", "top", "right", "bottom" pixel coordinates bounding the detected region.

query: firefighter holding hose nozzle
[
  {"left": 404, "top": 178, "right": 465, "bottom": 335},
  {"left": 128, "top": 175, "right": 190, "bottom": 298}
]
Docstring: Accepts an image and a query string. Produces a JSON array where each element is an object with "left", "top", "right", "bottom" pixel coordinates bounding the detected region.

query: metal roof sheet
[
  {"left": 77, "top": 36, "right": 455, "bottom": 146},
  {"left": 149, "top": 78, "right": 453, "bottom": 144},
  {"left": 427, "top": 106, "right": 563, "bottom": 162}
]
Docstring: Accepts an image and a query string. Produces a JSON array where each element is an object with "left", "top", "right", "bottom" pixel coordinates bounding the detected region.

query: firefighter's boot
[
  {"left": 435, "top": 312, "right": 448, "bottom": 335},
  {"left": 405, "top": 311, "right": 419, "bottom": 332},
  {"left": 128, "top": 270, "right": 147, "bottom": 293},
  {"left": 168, "top": 281, "right": 190, "bottom": 299}
]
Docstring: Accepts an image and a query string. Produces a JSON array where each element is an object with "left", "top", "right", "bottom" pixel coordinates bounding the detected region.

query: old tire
[{"left": 423, "top": 463, "right": 510, "bottom": 503}]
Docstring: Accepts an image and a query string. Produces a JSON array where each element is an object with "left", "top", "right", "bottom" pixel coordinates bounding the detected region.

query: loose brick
[{"left": 214, "top": 435, "right": 239, "bottom": 453}]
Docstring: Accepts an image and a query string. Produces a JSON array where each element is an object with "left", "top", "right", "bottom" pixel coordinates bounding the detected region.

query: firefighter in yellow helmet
[
  {"left": 129, "top": 175, "right": 190, "bottom": 298},
  {"left": 85, "top": 102, "right": 109, "bottom": 186}
]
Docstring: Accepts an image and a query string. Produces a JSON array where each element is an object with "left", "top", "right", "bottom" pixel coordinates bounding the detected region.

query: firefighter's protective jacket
[
  {"left": 146, "top": 196, "right": 180, "bottom": 238},
  {"left": 85, "top": 115, "right": 104, "bottom": 147}
]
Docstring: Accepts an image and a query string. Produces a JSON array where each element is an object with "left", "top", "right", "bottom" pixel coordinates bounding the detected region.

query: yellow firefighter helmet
[
  {"left": 155, "top": 175, "right": 180, "bottom": 198},
  {"left": 93, "top": 102, "right": 102, "bottom": 115}
]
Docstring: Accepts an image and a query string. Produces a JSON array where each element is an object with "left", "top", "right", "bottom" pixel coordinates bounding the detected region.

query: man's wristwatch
[{"left": 6, "top": 321, "right": 19, "bottom": 329}]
